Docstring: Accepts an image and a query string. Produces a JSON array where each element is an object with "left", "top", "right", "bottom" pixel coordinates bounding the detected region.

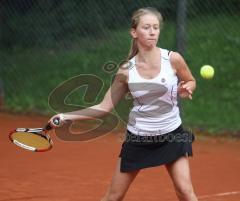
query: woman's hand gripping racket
[{"left": 9, "top": 117, "right": 61, "bottom": 152}]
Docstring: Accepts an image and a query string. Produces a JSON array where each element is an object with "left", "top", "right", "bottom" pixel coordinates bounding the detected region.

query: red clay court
[{"left": 1, "top": 112, "right": 240, "bottom": 201}]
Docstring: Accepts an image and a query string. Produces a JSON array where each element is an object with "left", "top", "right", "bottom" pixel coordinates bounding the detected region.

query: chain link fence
[{"left": 0, "top": 0, "right": 239, "bottom": 130}]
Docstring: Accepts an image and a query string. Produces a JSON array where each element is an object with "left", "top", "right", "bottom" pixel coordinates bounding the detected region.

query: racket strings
[{"left": 10, "top": 131, "right": 52, "bottom": 150}]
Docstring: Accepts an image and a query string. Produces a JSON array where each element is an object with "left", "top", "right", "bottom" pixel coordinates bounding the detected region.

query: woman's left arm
[{"left": 170, "top": 52, "right": 196, "bottom": 99}]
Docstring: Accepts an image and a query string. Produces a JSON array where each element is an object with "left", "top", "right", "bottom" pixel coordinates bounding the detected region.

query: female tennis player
[{"left": 49, "top": 7, "right": 198, "bottom": 201}]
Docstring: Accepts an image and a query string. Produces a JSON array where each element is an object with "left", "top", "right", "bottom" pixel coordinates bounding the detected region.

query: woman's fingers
[
  {"left": 49, "top": 113, "right": 66, "bottom": 128},
  {"left": 178, "top": 81, "right": 185, "bottom": 87},
  {"left": 178, "top": 81, "right": 193, "bottom": 99}
]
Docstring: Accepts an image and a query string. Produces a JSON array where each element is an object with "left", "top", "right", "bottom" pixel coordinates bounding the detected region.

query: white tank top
[{"left": 127, "top": 48, "right": 182, "bottom": 136}]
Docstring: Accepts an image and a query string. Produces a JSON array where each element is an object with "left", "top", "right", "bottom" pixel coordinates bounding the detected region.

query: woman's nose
[{"left": 149, "top": 27, "right": 155, "bottom": 34}]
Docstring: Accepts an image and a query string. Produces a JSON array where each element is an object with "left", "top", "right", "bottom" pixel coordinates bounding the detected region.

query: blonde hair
[{"left": 127, "top": 7, "right": 163, "bottom": 60}]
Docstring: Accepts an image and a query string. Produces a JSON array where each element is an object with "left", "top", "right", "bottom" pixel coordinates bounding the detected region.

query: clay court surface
[{"left": 1, "top": 112, "right": 240, "bottom": 201}]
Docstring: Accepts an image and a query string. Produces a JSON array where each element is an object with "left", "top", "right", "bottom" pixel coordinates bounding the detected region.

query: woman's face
[{"left": 131, "top": 14, "right": 160, "bottom": 49}]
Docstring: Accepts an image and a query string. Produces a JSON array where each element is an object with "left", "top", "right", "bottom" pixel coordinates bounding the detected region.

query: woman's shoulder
[
  {"left": 169, "top": 51, "right": 184, "bottom": 64},
  {"left": 115, "top": 61, "right": 130, "bottom": 83},
  {"left": 169, "top": 51, "right": 186, "bottom": 71}
]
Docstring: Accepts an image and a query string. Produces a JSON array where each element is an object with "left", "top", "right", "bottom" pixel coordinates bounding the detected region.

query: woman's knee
[{"left": 175, "top": 184, "right": 196, "bottom": 200}]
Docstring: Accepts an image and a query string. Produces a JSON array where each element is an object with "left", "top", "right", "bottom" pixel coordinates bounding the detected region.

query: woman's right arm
[{"left": 49, "top": 68, "right": 129, "bottom": 126}]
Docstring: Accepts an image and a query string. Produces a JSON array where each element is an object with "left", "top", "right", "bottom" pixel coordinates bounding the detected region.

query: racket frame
[{"left": 9, "top": 128, "right": 53, "bottom": 152}]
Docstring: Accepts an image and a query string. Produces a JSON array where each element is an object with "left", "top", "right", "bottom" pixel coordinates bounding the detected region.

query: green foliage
[
  {"left": 3, "top": 0, "right": 239, "bottom": 49},
  {"left": 188, "top": 0, "right": 240, "bottom": 16},
  {"left": 0, "top": 0, "right": 177, "bottom": 48},
  {"left": 181, "top": 14, "right": 240, "bottom": 132}
]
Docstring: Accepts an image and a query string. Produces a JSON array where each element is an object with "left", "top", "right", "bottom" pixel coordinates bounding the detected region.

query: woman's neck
[{"left": 137, "top": 46, "right": 160, "bottom": 63}]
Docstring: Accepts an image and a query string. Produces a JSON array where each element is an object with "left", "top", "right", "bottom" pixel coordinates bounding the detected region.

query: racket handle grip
[
  {"left": 45, "top": 117, "right": 60, "bottom": 130},
  {"left": 45, "top": 123, "right": 52, "bottom": 131}
]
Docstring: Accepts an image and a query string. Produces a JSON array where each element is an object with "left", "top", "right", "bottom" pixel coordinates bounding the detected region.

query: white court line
[{"left": 198, "top": 191, "right": 240, "bottom": 200}]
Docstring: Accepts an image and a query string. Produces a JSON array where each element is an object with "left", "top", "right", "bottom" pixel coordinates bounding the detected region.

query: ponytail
[{"left": 127, "top": 38, "right": 138, "bottom": 60}]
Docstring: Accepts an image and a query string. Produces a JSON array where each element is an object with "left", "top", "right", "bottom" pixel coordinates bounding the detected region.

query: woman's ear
[{"left": 130, "top": 28, "right": 137, "bottom": 39}]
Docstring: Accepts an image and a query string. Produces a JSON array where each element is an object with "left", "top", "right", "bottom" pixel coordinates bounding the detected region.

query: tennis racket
[{"left": 9, "top": 117, "right": 60, "bottom": 152}]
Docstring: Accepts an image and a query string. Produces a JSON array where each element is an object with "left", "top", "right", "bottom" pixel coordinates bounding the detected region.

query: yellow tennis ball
[{"left": 200, "top": 65, "right": 214, "bottom": 79}]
